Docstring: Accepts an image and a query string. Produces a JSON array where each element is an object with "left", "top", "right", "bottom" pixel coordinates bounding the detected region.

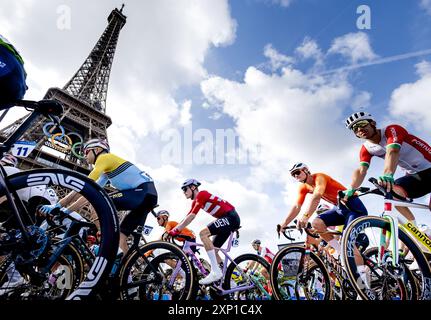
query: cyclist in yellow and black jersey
[{"left": 40, "top": 138, "right": 158, "bottom": 254}]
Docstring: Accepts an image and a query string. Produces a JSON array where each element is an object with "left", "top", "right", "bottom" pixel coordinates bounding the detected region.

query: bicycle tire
[
  {"left": 118, "top": 240, "right": 195, "bottom": 300},
  {"left": 270, "top": 244, "right": 332, "bottom": 300},
  {"left": 1, "top": 169, "right": 119, "bottom": 300},
  {"left": 341, "top": 216, "right": 431, "bottom": 300},
  {"left": 0, "top": 242, "right": 84, "bottom": 299},
  {"left": 223, "top": 253, "right": 271, "bottom": 300},
  {"left": 363, "top": 246, "right": 419, "bottom": 300}
]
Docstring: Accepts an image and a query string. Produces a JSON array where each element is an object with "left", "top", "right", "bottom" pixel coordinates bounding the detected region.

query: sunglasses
[
  {"left": 181, "top": 186, "right": 189, "bottom": 192},
  {"left": 291, "top": 170, "right": 302, "bottom": 177},
  {"left": 352, "top": 120, "right": 370, "bottom": 133}
]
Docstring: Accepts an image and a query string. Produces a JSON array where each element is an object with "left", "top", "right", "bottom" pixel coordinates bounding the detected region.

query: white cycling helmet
[
  {"left": 316, "top": 203, "right": 331, "bottom": 214},
  {"left": 252, "top": 239, "right": 261, "bottom": 246},
  {"left": 289, "top": 162, "right": 309, "bottom": 174},
  {"left": 344, "top": 112, "right": 375, "bottom": 130},
  {"left": 181, "top": 178, "right": 201, "bottom": 190},
  {"left": 156, "top": 210, "right": 170, "bottom": 218},
  {"left": 1, "top": 154, "right": 18, "bottom": 167},
  {"left": 83, "top": 138, "right": 110, "bottom": 153}
]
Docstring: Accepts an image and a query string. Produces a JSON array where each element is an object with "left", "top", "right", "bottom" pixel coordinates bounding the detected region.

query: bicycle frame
[
  {"left": 378, "top": 197, "right": 430, "bottom": 267},
  {"left": 0, "top": 102, "right": 61, "bottom": 245},
  {"left": 171, "top": 232, "right": 263, "bottom": 296}
]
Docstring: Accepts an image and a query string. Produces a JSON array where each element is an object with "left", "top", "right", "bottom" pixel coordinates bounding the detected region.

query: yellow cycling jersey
[{"left": 88, "top": 153, "right": 153, "bottom": 190}]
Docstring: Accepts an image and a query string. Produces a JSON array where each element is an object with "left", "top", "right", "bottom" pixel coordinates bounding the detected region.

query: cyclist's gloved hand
[
  {"left": 343, "top": 188, "right": 356, "bottom": 200},
  {"left": 39, "top": 203, "right": 62, "bottom": 215},
  {"left": 378, "top": 173, "right": 394, "bottom": 192},
  {"left": 168, "top": 228, "right": 180, "bottom": 237}
]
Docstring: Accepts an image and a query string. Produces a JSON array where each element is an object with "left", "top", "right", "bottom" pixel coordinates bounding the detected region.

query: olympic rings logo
[{"left": 43, "top": 122, "right": 85, "bottom": 159}]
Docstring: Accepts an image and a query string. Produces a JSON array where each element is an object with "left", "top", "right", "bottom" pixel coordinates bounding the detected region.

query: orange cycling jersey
[
  {"left": 296, "top": 173, "right": 346, "bottom": 206},
  {"left": 165, "top": 221, "right": 195, "bottom": 242}
]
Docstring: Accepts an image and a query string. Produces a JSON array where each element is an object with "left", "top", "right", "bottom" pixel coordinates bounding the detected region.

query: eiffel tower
[{"left": 0, "top": 5, "right": 127, "bottom": 175}]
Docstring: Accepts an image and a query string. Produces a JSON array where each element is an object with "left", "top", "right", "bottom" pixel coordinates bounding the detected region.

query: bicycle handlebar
[
  {"left": 336, "top": 178, "right": 412, "bottom": 216},
  {"left": 47, "top": 207, "right": 96, "bottom": 230},
  {"left": 0, "top": 99, "right": 64, "bottom": 156}
]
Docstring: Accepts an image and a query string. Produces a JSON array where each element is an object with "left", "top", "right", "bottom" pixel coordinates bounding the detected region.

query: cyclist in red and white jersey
[
  {"left": 252, "top": 239, "right": 275, "bottom": 264},
  {"left": 344, "top": 112, "right": 431, "bottom": 222},
  {"left": 169, "top": 179, "right": 240, "bottom": 285}
]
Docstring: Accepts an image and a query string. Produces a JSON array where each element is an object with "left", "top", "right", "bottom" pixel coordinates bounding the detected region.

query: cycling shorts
[
  {"left": 395, "top": 167, "right": 431, "bottom": 199},
  {"left": 317, "top": 197, "right": 367, "bottom": 228},
  {"left": 207, "top": 209, "right": 240, "bottom": 248},
  {"left": 110, "top": 182, "right": 158, "bottom": 236}
]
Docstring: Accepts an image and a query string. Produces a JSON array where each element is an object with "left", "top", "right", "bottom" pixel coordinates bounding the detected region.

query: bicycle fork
[{"left": 379, "top": 201, "right": 400, "bottom": 268}]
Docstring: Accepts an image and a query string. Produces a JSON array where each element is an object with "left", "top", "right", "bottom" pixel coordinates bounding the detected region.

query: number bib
[{"left": 11, "top": 141, "right": 37, "bottom": 158}]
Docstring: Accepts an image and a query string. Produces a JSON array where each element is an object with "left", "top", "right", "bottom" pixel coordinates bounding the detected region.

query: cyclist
[
  {"left": 156, "top": 209, "right": 197, "bottom": 251},
  {"left": 168, "top": 179, "right": 240, "bottom": 285},
  {"left": 0, "top": 34, "right": 27, "bottom": 106},
  {"left": 0, "top": 153, "right": 58, "bottom": 226},
  {"left": 343, "top": 112, "right": 431, "bottom": 224},
  {"left": 40, "top": 138, "right": 158, "bottom": 254},
  {"left": 279, "top": 163, "right": 368, "bottom": 259},
  {"left": 249, "top": 239, "right": 274, "bottom": 292},
  {"left": 251, "top": 239, "right": 275, "bottom": 265}
]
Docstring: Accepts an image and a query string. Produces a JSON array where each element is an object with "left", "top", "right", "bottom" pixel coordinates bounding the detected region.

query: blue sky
[{"left": 2, "top": 0, "right": 431, "bottom": 254}]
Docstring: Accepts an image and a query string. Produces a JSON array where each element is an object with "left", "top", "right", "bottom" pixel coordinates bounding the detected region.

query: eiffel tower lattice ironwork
[{"left": 0, "top": 5, "right": 126, "bottom": 175}]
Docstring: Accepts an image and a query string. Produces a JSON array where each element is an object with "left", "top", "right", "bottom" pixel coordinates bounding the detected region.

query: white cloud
[
  {"left": 201, "top": 62, "right": 360, "bottom": 194},
  {"left": 179, "top": 100, "right": 192, "bottom": 126},
  {"left": 268, "top": 0, "right": 293, "bottom": 8},
  {"left": 389, "top": 60, "right": 431, "bottom": 133},
  {"left": 1, "top": 0, "right": 237, "bottom": 148},
  {"left": 420, "top": 0, "right": 431, "bottom": 15},
  {"left": 295, "top": 37, "right": 324, "bottom": 66},
  {"left": 351, "top": 91, "right": 372, "bottom": 110},
  {"left": 328, "top": 32, "right": 378, "bottom": 64},
  {"left": 263, "top": 44, "right": 294, "bottom": 71}
]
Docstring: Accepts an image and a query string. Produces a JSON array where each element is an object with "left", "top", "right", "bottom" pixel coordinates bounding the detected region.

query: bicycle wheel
[
  {"left": 270, "top": 245, "right": 332, "bottom": 300},
  {"left": 363, "top": 247, "right": 418, "bottom": 300},
  {"left": 222, "top": 253, "right": 271, "bottom": 300},
  {"left": 0, "top": 241, "right": 84, "bottom": 299},
  {"left": 0, "top": 169, "right": 119, "bottom": 300},
  {"left": 341, "top": 216, "right": 431, "bottom": 300},
  {"left": 118, "top": 241, "right": 195, "bottom": 300}
]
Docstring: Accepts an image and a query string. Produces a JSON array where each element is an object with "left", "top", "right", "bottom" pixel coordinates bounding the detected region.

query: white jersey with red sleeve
[
  {"left": 359, "top": 124, "right": 431, "bottom": 174},
  {"left": 257, "top": 247, "right": 275, "bottom": 264},
  {"left": 188, "top": 190, "right": 235, "bottom": 219}
]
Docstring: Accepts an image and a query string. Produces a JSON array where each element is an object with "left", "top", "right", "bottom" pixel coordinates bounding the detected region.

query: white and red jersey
[
  {"left": 188, "top": 190, "right": 235, "bottom": 219},
  {"left": 360, "top": 124, "right": 431, "bottom": 174},
  {"left": 257, "top": 246, "right": 275, "bottom": 264}
]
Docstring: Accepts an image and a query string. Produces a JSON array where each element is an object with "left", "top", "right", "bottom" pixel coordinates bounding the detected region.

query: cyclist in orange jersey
[{"left": 279, "top": 163, "right": 368, "bottom": 259}]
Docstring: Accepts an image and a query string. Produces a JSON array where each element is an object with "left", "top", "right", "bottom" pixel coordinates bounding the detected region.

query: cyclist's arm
[
  {"left": 59, "top": 161, "right": 109, "bottom": 209},
  {"left": 67, "top": 196, "right": 91, "bottom": 216},
  {"left": 350, "top": 165, "right": 368, "bottom": 189},
  {"left": 349, "top": 145, "right": 372, "bottom": 189},
  {"left": 383, "top": 125, "right": 405, "bottom": 176},
  {"left": 383, "top": 147, "right": 400, "bottom": 176},
  {"left": 59, "top": 191, "right": 81, "bottom": 208},
  {"left": 281, "top": 205, "right": 301, "bottom": 227},
  {"left": 175, "top": 213, "right": 196, "bottom": 231},
  {"left": 302, "top": 175, "right": 326, "bottom": 218}
]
